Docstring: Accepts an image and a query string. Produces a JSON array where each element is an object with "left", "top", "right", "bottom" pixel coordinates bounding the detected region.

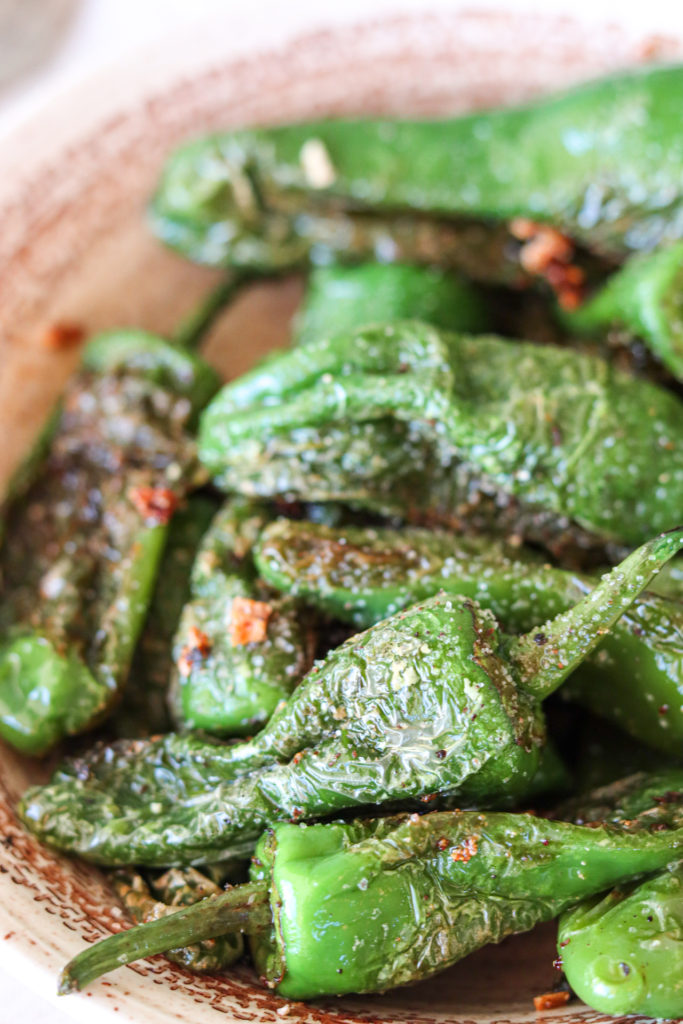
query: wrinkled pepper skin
[
  {"left": 111, "top": 867, "right": 243, "bottom": 971},
  {"left": 59, "top": 805, "right": 683, "bottom": 998},
  {"left": 563, "top": 241, "right": 683, "bottom": 380},
  {"left": 150, "top": 65, "right": 683, "bottom": 277},
  {"left": 200, "top": 322, "right": 683, "bottom": 550},
  {"left": 255, "top": 520, "right": 683, "bottom": 755},
  {"left": 0, "top": 331, "right": 220, "bottom": 756},
  {"left": 19, "top": 529, "right": 683, "bottom": 867},
  {"left": 293, "top": 263, "right": 488, "bottom": 346},
  {"left": 559, "top": 867, "right": 683, "bottom": 1019},
  {"left": 170, "top": 498, "right": 314, "bottom": 736},
  {"left": 112, "top": 496, "right": 218, "bottom": 738}
]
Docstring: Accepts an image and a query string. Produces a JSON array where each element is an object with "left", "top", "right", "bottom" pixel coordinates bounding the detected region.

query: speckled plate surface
[{"left": 0, "top": 6, "right": 681, "bottom": 1023}]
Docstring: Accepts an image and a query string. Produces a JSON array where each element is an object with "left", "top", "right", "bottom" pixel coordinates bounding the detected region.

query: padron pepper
[
  {"left": 292, "top": 262, "right": 488, "bottom": 346},
  {"left": 199, "top": 321, "right": 683, "bottom": 551},
  {"left": 0, "top": 330, "right": 220, "bottom": 755},
  {"left": 169, "top": 497, "right": 314, "bottom": 737},
  {"left": 562, "top": 240, "right": 683, "bottom": 380},
  {"left": 553, "top": 770, "right": 683, "bottom": 1018},
  {"left": 254, "top": 519, "right": 683, "bottom": 755},
  {"left": 60, "top": 795, "right": 683, "bottom": 999},
  {"left": 0, "top": 274, "right": 246, "bottom": 756},
  {"left": 111, "top": 495, "right": 218, "bottom": 738},
  {"left": 150, "top": 66, "right": 683, "bottom": 280},
  {"left": 19, "top": 527, "right": 683, "bottom": 867}
]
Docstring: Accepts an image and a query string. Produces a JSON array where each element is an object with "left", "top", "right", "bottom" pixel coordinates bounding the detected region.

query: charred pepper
[
  {"left": 170, "top": 498, "right": 314, "bottom": 737},
  {"left": 199, "top": 322, "right": 683, "bottom": 550},
  {"left": 254, "top": 519, "right": 683, "bottom": 755}
]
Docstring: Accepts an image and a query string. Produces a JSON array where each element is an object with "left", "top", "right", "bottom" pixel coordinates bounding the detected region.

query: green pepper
[
  {"left": 0, "top": 275, "right": 246, "bottom": 756},
  {"left": 19, "top": 528, "right": 683, "bottom": 867},
  {"left": 0, "top": 331, "right": 221, "bottom": 756},
  {"left": 254, "top": 519, "right": 683, "bottom": 755},
  {"left": 150, "top": 65, "right": 683, "bottom": 279},
  {"left": 558, "top": 866, "right": 683, "bottom": 1019},
  {"left": 111, "top": 495, "right": 218, "bottom": 738},
  {"left": 562, "top": 241, "right": 683, "bottom": 379},
  {"left": 169, "top": 498, "right": 314, "bottom": 737},
  {"left": 199, "top": 322, "right": 683, "bottom": 550},
  {"left": 110, "top": 866, "right": 243, "bottom": 972},
  {"left": 293, "top": 262, "right": 488, "bottom": 346},
  {"left": 59, "top": 801, "right": 683, "bottom": 998}
]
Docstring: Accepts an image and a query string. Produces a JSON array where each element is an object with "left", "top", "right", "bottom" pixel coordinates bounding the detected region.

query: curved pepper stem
[
  {"left": 171, "top": 273, "right": 249, "bottom": 351},
  {"left": 58, "top": 881, "right": 270, "bottom": 995},
  {"left": 510, "top": 527, "right": 683, "bottom": 699}
]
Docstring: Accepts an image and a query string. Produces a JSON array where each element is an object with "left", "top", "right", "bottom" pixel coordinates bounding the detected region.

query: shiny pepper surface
[
  {"left": 199, "top": 322, "right": 683, "bottom": 549},
  {"left": 255, "top": 519, "right": 683, "bottom": 754},
  {"left": 150, "top": 65, "right": 683, "bottom": 274},
  {"left": 19, "top": 529, "right": 683, "bottom": 867},
  {"left": 59, "top": 803, "right": 683, "bottom": 998}
]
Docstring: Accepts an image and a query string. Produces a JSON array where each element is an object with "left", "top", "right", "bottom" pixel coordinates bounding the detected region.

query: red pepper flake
[
  {"left": 129, "top": 486, "right": 178, "bottom": 525},
  {"left": 177, "top": 626, "right": 212, "bottom": 677},
  {"left": 436, "top": 837, "right": 449, "bottom": 851},
  {"left": 450, "top": 835, "right": 478, "bottom": 863},
  {"left": 420, "top": 793, "right": 437, "bottom": 804},
  {"left": 230, "top": 596, "right": 273, "bottom": 646},
  {"left": 533, "top": 991, "right": 570, "bottom": 1012},
  {"left": 509, "top": 218, "right": 585, "bottom": 309},
  {"left": 292, "top": 752, "right": 305, "bottom": 766},
  {"left": 659, "top": 704, "right": 670, "bottom": 715},
  {"left": 41, "top": 321, "right": 85, "bottom": 350}
]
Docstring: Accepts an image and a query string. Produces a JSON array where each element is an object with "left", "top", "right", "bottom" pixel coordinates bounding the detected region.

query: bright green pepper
[
  {"left": 110, "top": 866, "right": 243, "bottom": 972},
  {"left": 0, "top": 331, "right": 221, "bottom": 756},
  {"left": 111, "top": 495, "right": 218, "bottom": 738},
  {"left": 254, "top": 519, "right": 683, "bottom": 754},
  {"left": 19, "top": 528, "right": 683, "bottom": 867},
  {"left": 59, "top": 801, "right": 683, "bottom": 998},
  {"left": 554, "top": 770, "right": 683, "bottom": 1018},
  {"left": 150, "top": 65, "right": 683, "bottom": 279},
  {"left": 562, "top": 241, "right": 683, "bottom": 380},
  {"left": 559, "top": 866, "right": 683, "bottom": 1019},
  {"left": 292, "top": 262, "right": 488, "bottom": 346},
  {"left": 199, "top": 322, "right": 683, "bottom": 551},
  {"left": 169, "top": 498, "right": 314, "bottom": 736}
]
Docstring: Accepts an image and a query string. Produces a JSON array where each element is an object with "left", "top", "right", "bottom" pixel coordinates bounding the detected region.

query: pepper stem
[
  {"left": 58, "top": 880, "right": 270, "bottom": 995},
  {"left": 510, "top": 527, "right": 683, "bottom": 700},
  {"left": 172, "top": 273, "right": 249, "bottom": 351}
]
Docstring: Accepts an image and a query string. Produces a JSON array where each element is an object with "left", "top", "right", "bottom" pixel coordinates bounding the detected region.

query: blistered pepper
[
  {"left": 19, "top": 528, "right": 683, "bottom": 867},
  {"left": 199, "top": 322, "right": 683, "bottom": 551},
  {"left": 169, "top": 498, "right": 314, "bottom": 736},
  {"left": 254, "top": 519, "right": 683, "bottom": 754},
  {"left": 150, "top": 66, "right": 683, "bottom": 281},
  {"left": 60, "top": 799, "right": 683, "bottom": 998}
]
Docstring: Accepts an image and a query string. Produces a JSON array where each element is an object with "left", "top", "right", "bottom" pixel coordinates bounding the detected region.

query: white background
[{"left": 1, "top": 0, "right": 682, "bottom": 1019}]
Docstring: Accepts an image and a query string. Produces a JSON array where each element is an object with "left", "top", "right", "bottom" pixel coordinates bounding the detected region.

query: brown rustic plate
[{"left": 0, "top": 6, "right": 681, "bottom": 1022}]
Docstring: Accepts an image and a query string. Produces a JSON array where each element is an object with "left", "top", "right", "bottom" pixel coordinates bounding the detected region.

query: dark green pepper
[
  {"left": 254, "top": 519, "right": 683, "bottom": 754},
  {"left": 111, "top": 495, "right": 218, "bottom": 738},
  {"left": 199, "top": 322, "right": 683, "bottom": 550},
  {"left": 150, "top": 65, "right": 683, "bottom": 279},
  {"left": 169, "top": 498, "right": 314, "bottom": 737},
  {"left": 60, "top": 803, "right": 683, "bottom": 998},
  {"left": 19, "top": 528, "right": 683, "bottom": 867},
  {"left": 292, "top": 262, "right": 488, "bottom": 346},
  {"left": 562, "top": 241, "right": 683, "bottom": 380},
  {"left": 111, "top": 866, "right": 243, "bottom": 972},
  {"left": 0, "top": 331, "right": 220, "bottom": 756}
]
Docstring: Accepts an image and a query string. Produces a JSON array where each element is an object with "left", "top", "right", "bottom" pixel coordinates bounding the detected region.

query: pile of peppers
[{"left": 6, "top": 63, "right": 683, "bottom": 1020}]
